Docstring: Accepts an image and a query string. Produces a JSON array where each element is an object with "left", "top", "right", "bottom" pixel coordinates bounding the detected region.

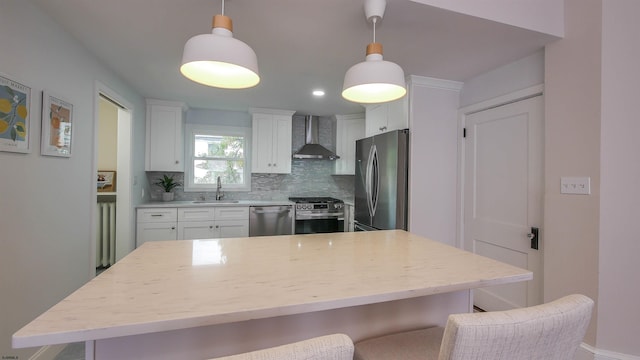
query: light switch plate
[{"left": 560, "top": 177, "right": 591, "bottom": 195}]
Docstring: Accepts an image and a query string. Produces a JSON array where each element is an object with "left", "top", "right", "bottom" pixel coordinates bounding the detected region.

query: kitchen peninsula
[{"left": 13, "top": 230, "right": 531, "bottom": 360}]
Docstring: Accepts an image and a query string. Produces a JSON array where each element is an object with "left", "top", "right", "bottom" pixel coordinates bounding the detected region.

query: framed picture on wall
[
  {"left": 0, "top": 73, "right": 31, "bottom": 153},
  {"left": 97, "top": 170, "right": 116, "bottom": 192},
  {"left": 41, "top": 90, "right": 74, "bottom": 157}
]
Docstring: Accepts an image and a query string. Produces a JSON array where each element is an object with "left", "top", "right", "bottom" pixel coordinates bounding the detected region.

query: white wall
[
  {"left": 544, "top": 0, "right": 602, "bottom": 347},
  {"left": 459, "top": 50, "right": 545, "bottom": 108},
  {"left": 0, "top": 1, "right": 146, "bottom": 358},
  {"left": 598, "top": 0, "right": 640, "bottom": 355},
  {"left": 98, "top": 97, "right": 118, "bottom": 170},
  {"left": 408, "top": 76, "right": 462, "bottom": 246},
  {"left": 410, "top": 0, "right": 564, "bottom": 37}
]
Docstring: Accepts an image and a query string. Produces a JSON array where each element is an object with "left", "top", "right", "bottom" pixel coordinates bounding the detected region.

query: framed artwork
[
  {"left": 41, "top": 90, "right": 73, "bottom": 157},
  {"left": 97, "top": 170, "right": 116, "bottom": 192},
  {"left": 0, "top": 73, "right": 31, "bottom": 153}
]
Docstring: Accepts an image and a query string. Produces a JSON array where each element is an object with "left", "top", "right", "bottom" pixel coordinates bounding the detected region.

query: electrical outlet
[{"left": 560, "top": 177, "right": 591, "bottom": 195}]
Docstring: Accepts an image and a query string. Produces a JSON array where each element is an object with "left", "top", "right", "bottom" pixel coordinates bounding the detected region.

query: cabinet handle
[
  {"left": 216, "top": 225, "right": 220, "bottom": 229},
  {"left": 273, "top": 163, "right": 276, "bottom": 167},
  {"left": 209, "top": 225, "right": 213, "bottom": 229},
  {"left": 170, "top": 226, "right": 176, "bottom": 230},
  {"left": 379, "top": 126, "right": 387, "bottom": 131},
  {"left": 175, "top": 160, "right": 179, "bottom": 164},
  {"left": 268, "top": 163, "right": 272, "bottom": 167}
]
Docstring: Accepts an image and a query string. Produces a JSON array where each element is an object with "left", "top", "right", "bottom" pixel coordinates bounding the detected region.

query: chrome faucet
[{"left": 215, "top": 176, "right": 224, "bottom": 200}]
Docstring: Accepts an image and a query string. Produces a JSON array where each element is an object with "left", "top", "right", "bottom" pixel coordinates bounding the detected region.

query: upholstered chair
[
  {"left": 207, "top": 333, "right": 354, "bottom": 360},
  {"left": 354, "top": 294, "right": 594, "bottom": 360}
]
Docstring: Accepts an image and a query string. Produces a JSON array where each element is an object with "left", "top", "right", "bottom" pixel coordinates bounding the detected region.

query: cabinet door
[
  {"left": 145, "top": 101, "right": 185, "bottom": 172},
  {"left": 365, "top": 104, "right": 388, "bottom": 137},
  {"left": 252, "top": 114, "right": 274, "bottom": 173},
  {"left": 215, "top": 220, "right": 249, "bottom": 238},
  {"left": 271, "top": 116, "right": 292, "bottom": 173},
  {"left": 335, "top": 116, "right": 365, "bottom": 175},
  {"left": 365, "top": 100, "right": 408, "bottom": 137},
  {"left": 178, "top": 221, "right": 216, "bottom": 240},
  {"left": 386, "top": 97, "right": 408, "bottom": 132},
  {"left": 136, "top": 222, "right": 178, "bottom": 246},
  {"left": 251, "top": 111, "right": 293, "bottom": 174}
]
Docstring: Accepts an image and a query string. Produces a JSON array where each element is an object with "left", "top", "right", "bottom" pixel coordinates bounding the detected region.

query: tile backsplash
[{"left": 147, "top": 115, "right": 355, "bottom": 203}]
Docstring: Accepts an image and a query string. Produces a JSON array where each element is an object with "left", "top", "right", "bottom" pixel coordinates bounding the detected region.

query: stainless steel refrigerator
[{"left": 354, "top": 129, "right": 409, "bottom": 231}]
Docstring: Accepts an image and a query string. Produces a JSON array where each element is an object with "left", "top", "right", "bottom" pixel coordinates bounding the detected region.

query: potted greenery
[{"left": 154, "top": 174, "right": 181, "bottom": 201}]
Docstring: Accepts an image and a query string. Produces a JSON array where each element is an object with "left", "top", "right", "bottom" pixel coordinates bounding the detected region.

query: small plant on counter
[{"left": 154, "top": 174, "right": 181, "bottom": 201}]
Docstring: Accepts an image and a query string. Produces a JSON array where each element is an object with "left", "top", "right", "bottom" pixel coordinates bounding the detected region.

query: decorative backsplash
[{"left": 147, "top": 115, "right": 355, "bottom": 203}]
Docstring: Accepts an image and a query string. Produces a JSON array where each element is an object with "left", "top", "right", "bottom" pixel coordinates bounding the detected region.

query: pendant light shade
[
  {"left": 342, "top": 0, "right": 406, "bottom": 104},
  {"left": 181, "top": 12, "right": 260, "bottom": 89},
  {"left": 342, "top": 42, "right": 406, "bottom": 104}
]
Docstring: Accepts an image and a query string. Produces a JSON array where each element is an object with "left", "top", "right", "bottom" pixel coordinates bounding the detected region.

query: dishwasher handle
[{"left": 251, "top": 207, "right": 291, "bottom": 214}]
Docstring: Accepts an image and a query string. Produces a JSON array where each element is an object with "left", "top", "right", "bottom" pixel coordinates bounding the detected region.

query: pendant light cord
[
  {"left": 372, "top": 17, "right": 377, "bottom": 43},
  {"left": 221, "top": 0, "right": 225, "bottom": 15}
]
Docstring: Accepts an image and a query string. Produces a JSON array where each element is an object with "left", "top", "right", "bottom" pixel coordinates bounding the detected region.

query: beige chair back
[{"left": 438, "top": 294, "right": 594, "bottom": 360}]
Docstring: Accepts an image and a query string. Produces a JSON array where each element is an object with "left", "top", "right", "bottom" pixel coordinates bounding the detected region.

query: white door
[{"left": 463, "top": 95, "right": 543, "bottom": 311}]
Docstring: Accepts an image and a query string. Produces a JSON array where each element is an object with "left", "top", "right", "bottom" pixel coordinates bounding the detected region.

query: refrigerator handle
[{"left": 365, "top": 145, "right": 379, "bottom": 218}]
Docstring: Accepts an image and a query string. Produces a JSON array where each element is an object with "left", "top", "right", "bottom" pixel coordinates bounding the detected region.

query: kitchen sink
[{"left": 192, "top": 200, "right": 239, "bottom": 204}]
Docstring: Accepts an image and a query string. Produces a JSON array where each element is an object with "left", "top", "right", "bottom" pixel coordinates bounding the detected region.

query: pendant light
[
  {"left": 180, "top": 0, "right": 260, "bottom": 89},
  {"left": 342, "top": 0, "right": 406, "bottom": 104}
]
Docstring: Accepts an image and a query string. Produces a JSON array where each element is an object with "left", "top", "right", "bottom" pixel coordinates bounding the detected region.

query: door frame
[
  {"left": 456, "top": 84, "right": 544, "bottom": 249},
  {"left": 90, "top": 81, "right": 134, "bottom": 276}
]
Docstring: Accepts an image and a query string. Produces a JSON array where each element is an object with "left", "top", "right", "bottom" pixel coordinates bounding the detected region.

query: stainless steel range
[{"left": 288, "top": 197, "right": 345, "bottom": 234}]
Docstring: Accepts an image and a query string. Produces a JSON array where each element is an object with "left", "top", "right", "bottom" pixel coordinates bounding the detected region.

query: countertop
[
  {"left": 13, "top": 230, "right": 532, "bottom": 348},
  {"left": 137, "top": 199, "right": 294, "bottom": 208}
]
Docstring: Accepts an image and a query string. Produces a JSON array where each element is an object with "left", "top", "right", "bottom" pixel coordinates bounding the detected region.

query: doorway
[
  {"left": 459, "top": 86, "right": 544, "bottom": 312},
  {"left": 91, "top": 82, "right": 133, "bottom": 275}
]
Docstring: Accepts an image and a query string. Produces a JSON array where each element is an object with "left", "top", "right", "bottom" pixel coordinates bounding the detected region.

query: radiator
[{"left": 96, "top": 202, "right": 116, "bottom": 267}]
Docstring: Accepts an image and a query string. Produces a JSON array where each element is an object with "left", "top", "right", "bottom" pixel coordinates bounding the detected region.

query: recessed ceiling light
[{"left": 312, "top": 90, "right": 325, "bottom": 97}]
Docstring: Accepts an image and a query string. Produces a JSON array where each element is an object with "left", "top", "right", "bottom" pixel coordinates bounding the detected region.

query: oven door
[{"left": 295, "top": 212, "right": 344, "bottom": 234}]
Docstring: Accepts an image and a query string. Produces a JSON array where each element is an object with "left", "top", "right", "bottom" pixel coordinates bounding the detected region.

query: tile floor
[{"left": 53, "top": 342, "right": 84, "bottom": 360}]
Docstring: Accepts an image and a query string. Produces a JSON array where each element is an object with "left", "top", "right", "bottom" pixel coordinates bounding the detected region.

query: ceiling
[{"left": 30, "top": 0, "right": 558, "bottom": 116}]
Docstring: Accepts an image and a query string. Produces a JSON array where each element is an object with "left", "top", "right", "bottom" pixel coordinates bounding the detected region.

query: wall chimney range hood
[{"left": 293, "top": 115, "right": 340, "bottom": 160}]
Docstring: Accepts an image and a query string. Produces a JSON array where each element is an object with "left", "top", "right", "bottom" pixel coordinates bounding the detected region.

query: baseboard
[
  {"left": 28, "top": 344, "right": 66, "bottom": 360},
  {"left": 576, "top": 343, "right": 640, "bottom": 360}
]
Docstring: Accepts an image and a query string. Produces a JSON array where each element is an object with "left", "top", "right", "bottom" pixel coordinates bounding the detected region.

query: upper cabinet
[
  {"left": 145, "top": 99, "right": 188, "bottom": 172},
  {"left": 250, "top": 108, "right": 295, "bottom": 174},
  {"left": 365, "top": 97, "right": 408, "bottom": 137},
  {"left": 334, "top": 114, "right": 365, "bottom": 175}
]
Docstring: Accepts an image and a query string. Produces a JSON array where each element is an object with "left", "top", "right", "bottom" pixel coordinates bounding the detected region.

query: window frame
[{"left": 184, "top": 124, "right": 251, "bottom": 192}]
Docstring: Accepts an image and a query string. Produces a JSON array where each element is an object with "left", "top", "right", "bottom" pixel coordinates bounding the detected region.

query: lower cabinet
[
  {"left": 137, "top": 206, "right": 249, "bottom": 246},
  {"left": 136, "top": 208, "right": 178, "bottom": 246},
  {"left": 178, "top": 221, "right": 216, "bottom": 240}
]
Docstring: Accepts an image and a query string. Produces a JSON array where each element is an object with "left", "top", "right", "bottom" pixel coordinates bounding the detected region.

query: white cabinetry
[
  {"left": 365, "top": 98, "right": 408, "bottom": 137},
  {"left": 250, "top": 108, "right": 295, "bottom": 174},
  {"left": 145, "top": 99, "right": 187, "bottom": 172},
  {"left": 137, "top": 206, "right": 250, "bottom": 245},
  {"left": 214, "top": 207, "right": 249, "bottom": 238},
  {"left": 334, "top": 114, "right": 365, "bottom": 175},
  {"left": 177, "top": 208, "right": 216, "bottom": 240},
  {"left": 136, "top": 208, "right": 178, "bottom": 246}
]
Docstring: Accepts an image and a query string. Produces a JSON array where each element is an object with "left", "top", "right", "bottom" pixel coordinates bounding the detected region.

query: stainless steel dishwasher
[{"left": 249, "top": 205, "right": 294, "bottom": 236}]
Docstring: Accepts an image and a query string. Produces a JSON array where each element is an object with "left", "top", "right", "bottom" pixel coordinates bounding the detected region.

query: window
[{"left": 185, "top": 125, "right": 251, "bottom": 191}]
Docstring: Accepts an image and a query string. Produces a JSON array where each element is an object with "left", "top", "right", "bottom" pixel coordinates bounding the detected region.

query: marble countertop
[
  {"left": 137, "top": 199, "right": 294, "bottom": 208},
  {"left": 13, "top": 230, "right": 531, "bottom": 348}
]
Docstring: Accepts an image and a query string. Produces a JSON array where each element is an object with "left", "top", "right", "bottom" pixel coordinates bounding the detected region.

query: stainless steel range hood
[{"left": 293, "top": 115, "right": 340, "bottom": 160}]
